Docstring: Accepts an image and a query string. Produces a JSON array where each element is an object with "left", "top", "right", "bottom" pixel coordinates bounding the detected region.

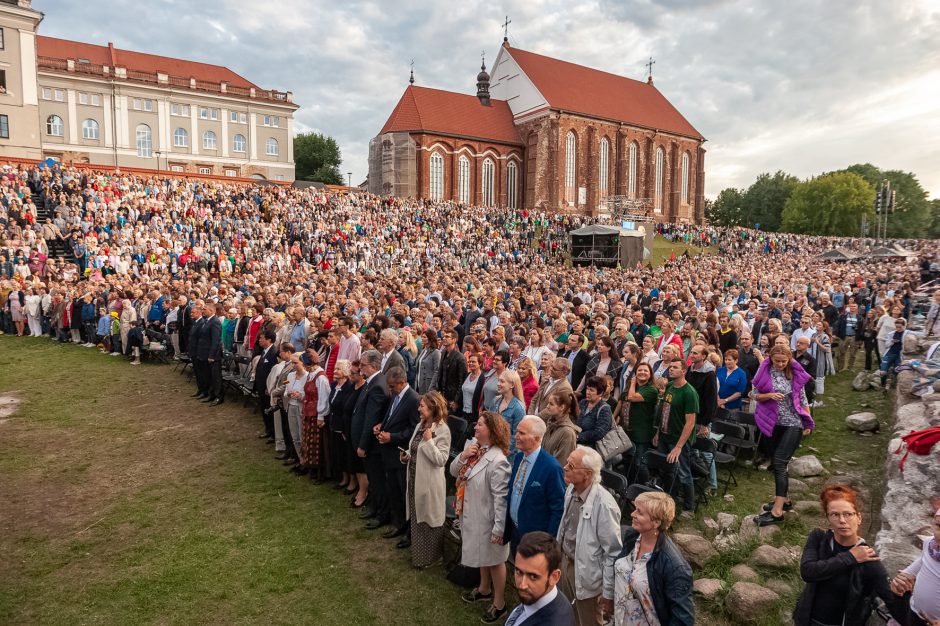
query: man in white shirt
[{"left": 790, "top": 317, "right": 816, "bottom": 351}]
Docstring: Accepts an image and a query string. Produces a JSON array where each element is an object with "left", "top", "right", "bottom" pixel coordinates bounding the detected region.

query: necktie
[
  {"left": 510, "top": 457, "right": 530, "bottom": 522},
  {"left": 504, "top": 605, "right": 524, "bottom": 626},
  {"left": 389, "top": 394, "right": 401, "bottom": 420}
]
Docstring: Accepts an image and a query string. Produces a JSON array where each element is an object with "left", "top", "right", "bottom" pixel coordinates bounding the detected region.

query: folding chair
[
  {"left": 643, "top": 450, "right": 677, "bottom": 495},
  {"left": 692, "top": 437, "right": 717, "bottom": 509},
  {"left": 600, "top": 468, "right": 630, "bottom": 513},
  {"left": 729, "top": 410, "right": 763, "bottom": 461},
  {"left": 710, "top": 421, "right": 747, "bottom": 495},
  {"left": 446, "top": 415, "right": 469, "bottom": 463}
]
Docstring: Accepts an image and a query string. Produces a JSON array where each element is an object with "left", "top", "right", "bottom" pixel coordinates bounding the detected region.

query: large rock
[
  {"left": 672, "top": 533, "right": 718, "bottom": 569},
  {"left": 751, "top": 544, "right": 798, "bottom": 569},
  {"left": 793, "top": 500, "right": 821, "bottom": 515},
  {"left": 789, "top": 455, "right": 825, "bottom": 477},
  {"left": 845, "top": 412, "right": 879, "bottom": 433},
  {"left": 895, "top": 402, "right": 932, "bottom": 434},
  {"left": 852, "top": 371, "right": 871, "bottom": 391},
  {"left": 703, "top": 516, "right": 720, "bottom": 539},
  {"left": 713, "top": 529, "right": 740, "bottom": 551},
  {"left": 693, "top": 578, "right": 725, "bottom": 600},
  {"left": 740, "top": 515, "right": 783, "bottom": 542},
  {"left": 717, "top": 512, "right": 739, "bottom": 532},
  {"left": 765, "top": 579, "right": 794, "bottom": 596},
  {"left": 788, "top": 478, "right": 810, "bottom": 494},
  {"left": 730, "top": 563, "right": 759, "bottom": 582},
  {"left": 724, "top": 582, "right": 781, "bottom": 623}
]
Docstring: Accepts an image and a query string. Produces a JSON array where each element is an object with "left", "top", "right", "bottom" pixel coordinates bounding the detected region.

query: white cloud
[{"left": 37, "top": 0, "right": 940, "bottom": 197}]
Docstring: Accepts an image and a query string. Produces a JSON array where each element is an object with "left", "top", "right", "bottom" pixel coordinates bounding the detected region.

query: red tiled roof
[
  {"left": 507, "top": 46, "right": 704, "bottom": 141},
  {"left": 380, "top": 85, "right": 522, "bottom": 145},
  {"left": 36, "top": 35, "right": 259, "bottom": 89}
]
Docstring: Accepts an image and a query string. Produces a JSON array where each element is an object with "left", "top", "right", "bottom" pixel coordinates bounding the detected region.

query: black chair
[
  {"left": 691, "top": 437, "right": 718, "bottom": 509},
  {"left": 643, "top": 450, "right": 677, "bottom": 494},
  {"left": 600, "top": 468, "right": 630, "bottom": 513},
  {"left": 729, "top": 410, "right": 763, "bottom": 461},
  {"left": 446, "top": 415, "right": 469, "bottom": 462},
  {"left": 711, "top": 421, "right": 748, "bottom": 494}
]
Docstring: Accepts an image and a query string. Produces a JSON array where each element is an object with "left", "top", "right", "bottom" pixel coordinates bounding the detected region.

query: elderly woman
[
  {"left": 329, "top": 359, "right": 355, "bottom": 492},
  {"left": 576, "top": 375, "right": 613, "bottom": 449},
  {"left": 488, "top": 369, "right": 526, "bottom": 455},
  {"left": 299, "top": 351, "right": 331, "bottom": 482},
  {"left": 402, "top": 390, "right": 451, "bottom": 569},
  {"left": 450, "top": 411, "right": 512, "bottom": 622},
  {"left": 716, "top": 348, "right": 748, "bottom": 411},
  {"left": 794, "top": 484, "right": 905, "bottom": 626},
  {"left": 752, "top": 345, "right": 814, "bottom": 526},
  {"left": 614, "top": 491, "right": 693, "bottom": 626},
  {"left": 284, "top": 352, "right": 311, "bottom": 473},
  {"left": 541, "top": 390, "right": 580, "bottom": 466}
]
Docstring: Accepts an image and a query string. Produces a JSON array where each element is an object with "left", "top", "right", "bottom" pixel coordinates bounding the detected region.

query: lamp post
[
  {"left": 154, "top": 150, "right": 163, "bottom": 172},
  {"left": 347, "top": 172, "right": 352, "bottom": 189}
]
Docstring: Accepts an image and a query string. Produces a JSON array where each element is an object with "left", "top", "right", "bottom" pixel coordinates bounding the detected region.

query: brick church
[{"left": 369, "top": 39, "right": 706, "bottom": 223}]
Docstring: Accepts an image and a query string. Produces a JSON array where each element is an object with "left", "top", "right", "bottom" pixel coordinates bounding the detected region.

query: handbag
[{"left": 596, "top": 425, "right": 633, "bottom": 462}]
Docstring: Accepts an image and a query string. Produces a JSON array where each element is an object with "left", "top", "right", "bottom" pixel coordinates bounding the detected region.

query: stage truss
[{"left": 601, "top": 196, "right": 655, "bottom": 223}]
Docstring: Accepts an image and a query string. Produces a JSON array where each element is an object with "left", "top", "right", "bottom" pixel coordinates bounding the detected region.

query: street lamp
[{"left": 347, "top": 172, "right": 352, "bottom": 189}]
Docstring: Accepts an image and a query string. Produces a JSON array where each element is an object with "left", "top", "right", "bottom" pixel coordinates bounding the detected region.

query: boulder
[
  {"left": 788, "top": 478, "right": 809, "bottom": 494},
  {"left": 672, "top": 533, "right": 718, "bottom": 569},
  {"left": 793, "top": 500, "right": 821, "bottom": 515},
  {"left": 852, "top": 371, "right": 870, "bottom": 391},
  {"left": 740, "top": 515, "right": 783, "bottom": 542},
  {"left": 693, "top": 578, "right": 725, "bottom": 600},
  {"left": 789, "top": 455, "right": 825, "bottom": 477},
  {"left": 713, "top": 529, "right": 740, "bottom": 551},
  {"left": 724, "top": 582, "right": 781, "bottom": 623},
  {"left": 703, "top": 516, "right": 720, "bottom": 539},
  {"left": 717, "top": 512, "right": 739, "bottom": 532},
  {"left": 751, "top": 544, "right": 798, "bottom": 569},
  {"left": 845, "top": 412, "right": 879, "bottom": 433},
  {"left": 730, "top": 563, "right": 759, "bottom": 582},
  {"left": 765, "top": 579, "right": 794, "bottom": 596}
]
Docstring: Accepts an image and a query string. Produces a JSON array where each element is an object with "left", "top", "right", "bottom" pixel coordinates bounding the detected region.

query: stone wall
[{"left": 875, "top": 336, "right": 940, "bottom": 576}]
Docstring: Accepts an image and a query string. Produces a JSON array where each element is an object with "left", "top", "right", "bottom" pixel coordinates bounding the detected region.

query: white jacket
[{"left": 556, "top": 482, "right": 622, "bottom": 600}]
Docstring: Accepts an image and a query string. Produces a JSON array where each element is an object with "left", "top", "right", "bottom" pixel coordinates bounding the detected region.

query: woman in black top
[{"left": 794, "top": 484, "right": 904, "bottom": 626}]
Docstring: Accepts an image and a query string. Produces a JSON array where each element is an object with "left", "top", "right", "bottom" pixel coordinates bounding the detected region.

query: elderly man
[
  {"left": 528, "top": 357, "right": 573, "bottom": 415},
  {"left": 557, "top": 446, "right": 622, "bottom": 625},
  {"left": 377, "top": 328, "right": 405, "bottom": 373},
  {"left": 504, "top": 416, "right": 566, "bottom": 555},
  {"left": 375, "top": 366, "right": 419, "bottom": 540},
  {"left": 794, "top": 336, "right": 818, "bottom": 407}
]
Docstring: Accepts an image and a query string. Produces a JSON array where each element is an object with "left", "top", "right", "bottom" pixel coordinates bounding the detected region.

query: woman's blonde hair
[
  {"left": 500, "top": 370, "right": 525, "bottom": 403},
  {"left": 634, "top": 491, "right": 676, "bottom": 531}
]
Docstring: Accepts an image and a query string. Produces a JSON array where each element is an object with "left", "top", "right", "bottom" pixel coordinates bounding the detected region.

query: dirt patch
[{"left": 0, "top": 393, "right": 21, "bottom": 423}]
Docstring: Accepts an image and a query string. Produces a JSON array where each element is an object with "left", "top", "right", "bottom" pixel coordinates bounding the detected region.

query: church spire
[
  {"left": 476, "top": 53, "right": 491, "bottom": 106},
  {"left": 409, "top": 59, "right": 415, "bottom": 85},
  {"left": 646, "top": 56, "right": 656, "bottom": 85}
]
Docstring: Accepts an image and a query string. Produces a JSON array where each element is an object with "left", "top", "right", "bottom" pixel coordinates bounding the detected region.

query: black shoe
[
  {"left": 274, "top": 452, "right": 288, "bottom": 460},
  {"left": 191, "top": 392, "right": 206, "bottom": 398},
  {"left": 761, "top": 501, "right": 794, "bottom": 512},
  {"left": 209, "top": 399, "right": 223, "bottom": 407},
  {"left": 334, "top": 482, "right": 349, "bottom": 491},
  {"left": 291, "top": 464, "right": 308, "bottom": 475},
  {"left": 350, "top": 498, "right": 368, "bottom": 509},
  {"left": 382, "top": 527, "right": 406, "bottom": 539},
  {"left": 480, "top": 604, "right": 508, "bottom": 623},
  {"left": 201, "top": 396, "right": 215, "bottom": 403},
  {"left": 257, "top": 432, "right": 270, "bottom": 439},
  {"left": 364, "top": 518, "right": 388, "bottom": 530},
  {"left": 396, "top": 537, "right": 411, "bottom": 549},
  {"left": 358, "top": 507, "right": 376, "bottom": 520},
  {"left": 755, "top": 510, "right": 785, "bottom": 527},
  {"left": 265, "top": 438, "right": 274, "bottom": 445},
  {"left": 462, "top": 588, "right": 493, "bottom": 604},
  {"left": 283, "top": 458, "right": 297, "bottom": 466}
]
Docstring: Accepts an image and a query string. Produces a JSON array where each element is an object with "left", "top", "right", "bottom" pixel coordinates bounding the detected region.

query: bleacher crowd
[{"left": 2, "top": 160, "right": 939, "bottom": 626}]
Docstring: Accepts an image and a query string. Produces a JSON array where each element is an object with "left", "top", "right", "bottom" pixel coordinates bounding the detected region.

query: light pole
[{"left": 347, "top": 172, "right": 352, "bottom": 189}]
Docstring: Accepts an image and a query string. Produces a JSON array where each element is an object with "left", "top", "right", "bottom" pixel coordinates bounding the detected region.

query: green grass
[
  {"left": 0, "top": 336, "right": 486, "bottom": 626},
  {"left": 649, "top": 235, "right": 715, "bottom": 266}
]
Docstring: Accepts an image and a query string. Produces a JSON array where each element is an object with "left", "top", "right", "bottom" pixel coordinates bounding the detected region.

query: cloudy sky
[{"left": 37, "top": 0, "right": 940, "bottom": 198}]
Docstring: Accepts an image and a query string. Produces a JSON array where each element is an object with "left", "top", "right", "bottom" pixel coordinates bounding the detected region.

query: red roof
[
  {"left": 507, "top": 46, "right": 704, "bottom": 141},
  {"left": 380, "top": 85, "right": 522, "bottom": 145},
  {"left": 36, "top": 36, "right": 259, "bottom": 89}
]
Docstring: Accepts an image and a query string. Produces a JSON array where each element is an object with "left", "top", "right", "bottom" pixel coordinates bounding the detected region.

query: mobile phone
[{"left": 398, "top": 447, "right": 407, "bottom": 453}]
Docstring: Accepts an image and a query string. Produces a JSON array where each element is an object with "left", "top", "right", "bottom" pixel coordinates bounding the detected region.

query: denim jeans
[
  {"left": 658, "top": 439, "right": 695, "bottom": 512},
  {"left": 769, "top": 424, "right": 803, "bottom": 498}
]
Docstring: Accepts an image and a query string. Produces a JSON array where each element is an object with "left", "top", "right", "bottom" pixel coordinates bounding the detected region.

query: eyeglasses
[
  {"left": 827, "top": 511, "right": 858, "bottom": 521},
  {"left": 563, "top": 462, "right": 589, "bottom": 471}
]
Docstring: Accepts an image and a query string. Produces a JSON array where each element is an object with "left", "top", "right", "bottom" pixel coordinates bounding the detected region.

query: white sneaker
[{"left": 110, "top": 352, "right": 120, "bottom": 356}]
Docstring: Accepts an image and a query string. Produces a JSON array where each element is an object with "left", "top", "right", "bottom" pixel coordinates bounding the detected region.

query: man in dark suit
[
  {"left": 504, "top": 416, "right": 566, "bottom": 556},
  {"left": 436, "top": 329, "right": 467, "bottom": 414},
  {"left": 187, "top": 301, "right": 208, "bottom": 399},
  {"left": 351, "top": 350, "right": 390, "bottom": 528},
  {"left": 750, "top": 310, "right": 769, "bottom": 346},
  {"left": 375, "top": 366, "right": 419, "bottom": 541},
  {"left": 201, "top": 302, "right": 224, "bottom": 406},
  {"left": 254, "top": 330, "right": 279, "bottom": 440},
  {"left": 377, "top": 328, "right": 405, "bottom": 374},
  {"left": 178, "top": 296, "right": 193, "bottom": 354},
  {"left": 557, "top": 333, "right": 588, "bottom": 393},
  {"left": 502, "top": 532, "right": 575, "bottom": 626}
]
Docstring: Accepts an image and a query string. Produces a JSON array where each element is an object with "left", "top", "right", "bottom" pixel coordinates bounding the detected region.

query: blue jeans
[
  {"left": 658, "top": 439, "right": 695, "bottom": 512},
  {"left": 880, "top": 351, "right": 901, "bottom": 375}
]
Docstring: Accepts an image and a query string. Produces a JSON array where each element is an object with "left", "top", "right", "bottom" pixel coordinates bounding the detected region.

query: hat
[{"left": 110, "top": 311, "right": 119, "bottom": 318}]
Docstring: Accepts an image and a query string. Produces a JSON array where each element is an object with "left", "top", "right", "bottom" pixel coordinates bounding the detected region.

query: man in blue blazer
[{"left": 504, "top": 415, "right": 566, "bottom": 555}]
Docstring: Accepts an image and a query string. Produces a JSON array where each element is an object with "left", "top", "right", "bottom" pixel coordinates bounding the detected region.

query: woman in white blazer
[
  {"left": 449, "top": 411, "right": 512, "bottom": 620},
  {"left": 403, "top": 390, "right": 451, "bottom": 569}
]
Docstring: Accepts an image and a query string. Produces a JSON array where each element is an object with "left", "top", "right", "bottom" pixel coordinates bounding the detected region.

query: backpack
[{"left": 895, "top": 426, "right": 940, "bottom": 472}]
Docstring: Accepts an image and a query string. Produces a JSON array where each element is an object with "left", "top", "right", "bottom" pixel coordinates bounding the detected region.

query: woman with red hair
[{"left": 793, "top": 484, "right": 905, "bottom": 626}]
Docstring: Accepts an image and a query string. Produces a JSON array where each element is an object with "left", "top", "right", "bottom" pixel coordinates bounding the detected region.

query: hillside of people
[{"left": 2, "top": 160, "right": 940, "bottom": 626}]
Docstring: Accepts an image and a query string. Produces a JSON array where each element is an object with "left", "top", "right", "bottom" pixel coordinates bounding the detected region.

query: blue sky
[{"left": 37, "top": 0, "right": 940, "bottom": 198}]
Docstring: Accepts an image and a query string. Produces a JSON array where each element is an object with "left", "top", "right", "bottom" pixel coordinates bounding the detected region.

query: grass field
[
  {"left": 0, "top": 336, "right": 488, "bottom": 626},
  {"left": 649, "top": 235, "right": 715, "bottom": 266},
  {"left": 0, "top": 337, "right": 892, "bottom": 626}
]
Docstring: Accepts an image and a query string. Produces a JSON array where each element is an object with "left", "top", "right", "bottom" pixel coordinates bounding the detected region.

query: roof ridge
[{"left": 509, "top": 46, "right": 651, "bottom": 87}]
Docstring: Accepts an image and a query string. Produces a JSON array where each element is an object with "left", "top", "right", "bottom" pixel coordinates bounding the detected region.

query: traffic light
[{"left": 875, "top": 191, "right": 882, "bottom": 214}]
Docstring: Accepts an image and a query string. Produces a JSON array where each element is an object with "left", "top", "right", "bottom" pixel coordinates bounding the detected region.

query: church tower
[{"left": 476, "top": 58, "right": 490, "bottom": 106}]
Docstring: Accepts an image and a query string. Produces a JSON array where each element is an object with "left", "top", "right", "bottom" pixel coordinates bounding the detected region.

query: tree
[
  {"left": 838, "top": 164, "right": 931, "bottom": 238},
  {"left": 706, "top": 188, "right": 746, "bottom": 226},
  {"left": 929, "top": 199, "right": 940, "bottom": 239},
  {"left": 740, "top": 171, "right": 799, "bottom": 231},
  {"left": 780, "top": 171, "right": 875, "bottom": 236},
  {"left": 294, "top": 132, "right": 343, "bottom": 184}
]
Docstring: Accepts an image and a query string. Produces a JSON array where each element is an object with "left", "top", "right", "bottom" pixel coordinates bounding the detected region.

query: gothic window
[
  {"left": 482, "top": 158, "right": 495, "bottom": 206},
  {"left": 628, "top": 142, "right": 638, "bottom": 198},
  {"left": 599, "top": 138, "right": 609, "bottom": 195},
  {"left": 458, "top": 155, "right": 470, "bottom": 203},
  {"left": 506, "top": 160, "right": 518, "bottom": 209},
  {"left": 681, "top": 152, "right": 690, "bottom": 204},
  {"left": 654, "top": 146, "right": 664, "bottom": 213},
  {"left": 429, "top": 152, "right": 444, "bottom": 201},
  {"left": 565, "top": 131, "right": 576, "bottom": 204}
]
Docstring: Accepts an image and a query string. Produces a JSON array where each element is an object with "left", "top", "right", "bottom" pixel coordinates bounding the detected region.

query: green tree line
[{"left": 706, "top": 164, "right": 940, "bottom": 238}]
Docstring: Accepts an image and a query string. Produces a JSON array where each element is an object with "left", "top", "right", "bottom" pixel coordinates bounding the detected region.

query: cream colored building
[{"left": 0, "top": 0, "right": 298, "bottom": 180}]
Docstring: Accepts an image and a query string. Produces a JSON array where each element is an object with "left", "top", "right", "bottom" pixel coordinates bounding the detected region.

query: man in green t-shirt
[{"left": 653, "top": 359, "right": 699, "bottom": 516}]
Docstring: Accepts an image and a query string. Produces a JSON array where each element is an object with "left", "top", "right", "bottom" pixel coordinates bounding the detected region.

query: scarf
[
  {"left": 454, "top": 445, "right": 489, "bottom": 518},
  {"left": 929, "top": 537, "right": 940, "bottom": 563}
]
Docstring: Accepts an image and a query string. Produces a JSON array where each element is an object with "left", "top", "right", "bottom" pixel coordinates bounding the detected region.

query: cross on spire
[
  {"left": 646, "top": 56, "right": 656, "bottom": 82},
  {"left": 409, "top": 59, "right": 414, "bottom": 84},
  {"left": 503, "top": 15, "right": 512, "bottom": 42},
  {"left": 481, "top": 50, "right": 486, "bottom": 69}
]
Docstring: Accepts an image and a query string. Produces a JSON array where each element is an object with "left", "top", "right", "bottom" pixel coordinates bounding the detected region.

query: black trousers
[
  {"left": 208, "top": 359, "right": 223, "bottom": 401},
  {"left": 384, "top": 463, "right": 407, "bottom": 531},
  {"left": 770, "top": 424, "right": 803, "bottom": 498},
  {"left": 365, "top": 452, "right": 389, "bottom": 522},
  {"left": 193, "top": 359, "right": 210, "bottom": 396},
  {"left": 260, "top": 394, "right": 274, "bottom": 437}
]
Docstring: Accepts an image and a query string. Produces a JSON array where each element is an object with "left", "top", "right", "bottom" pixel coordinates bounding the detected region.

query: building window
[
  {"left": 199, "top": 107, "right": 208, "bottom": 119},
  {"left": 210, "top": 108, "right": 218, "bottom": 120},
  {"left": 0, "top": 115, "right": 8, "bottom": 139},
  {"left": 457, "top": 155, "right": 470, "bottom": 204},
  {"left": 272, "top": 116, "right": 279, "bottom": 127},
  {"left": 41, "top": 87, "right": 51, "bottom": 100},
  {"left": 628, "top": 142, "right": 638, "bottom": 198},
  {"left": 78, "top": 92, "right": 88, "bottom": 105},
  {"left": 482, "top": 158, "right": 495, "bottom": 207},
  {"left": 265, "top": 137, "right": 278, "bottom": 156},
  {"left": 681, "top": 152, "right": 690, "bottom": 204},
  {"left": 82, "top": 119, "right": 99, "bottom": 140},
  {"left": 173, "top": 127, "right": 188, "bottom": 147},
  {"left": 230, "top": 111, "right": 238, "bottom": 122},
  {"left": 171, "top": 103, "right": 190, "bottom": 116},
  {"left": 145, "top": 99, "right": 153, "bottom": 112},
  {"left": 203, "top": 130, "right": 217, "bottom": 150},
  {"left": 233, "top": 134, "right": 246, "bottom": 152},
  {"left": 198, "top": 166, "right": 211, "bottom": 175},
  {"left": 240, "top": 112, "right": 247, "bottom": 123},
  {"left": 263, "top": 115, "right": 269, "bottom": 126},
  {"left": 599, "top": 137, "right": 609, "bottom": 195},
  {"left": 225, "top": 169, "right": 237, "bottom": 177},
  {"left": 275, "top": 175, "right": 285, "bottom": 181},
  {"left": 170, "top": 165, "right": 184, "bottom": 172},
  {"left": 91, "top": 94, "right": 100, "bottom": 106},
  {"left": 54, "top": 89, "right": 64, "bottom": 102},
  {"left": 0, "top": 28, "right": 4, "bottom": 51},
  {"left": 507, "top": 160, "right": 518, "bottom": 209},
  {"left": 0, "top": 69, "right": 5, "bottom": 94},
  {"left": 46, "top": 115, "right": 64, "bottom": 137},
  {"left": 428, "top": 152, "right": 444, "bottom": 201},
  {"left": 654, "top": 146, "right": 664, "bottom": 213},
  {"left": 136, "top": 124, "right": 152, "bottom": 157},
  {"left": 565, "top": 131, "right": 576, "bottom": 205}
]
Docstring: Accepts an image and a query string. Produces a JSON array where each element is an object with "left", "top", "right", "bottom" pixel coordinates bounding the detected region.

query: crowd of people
[{"left": 2, "top": 159, "right": 939, "bottom": 625}]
